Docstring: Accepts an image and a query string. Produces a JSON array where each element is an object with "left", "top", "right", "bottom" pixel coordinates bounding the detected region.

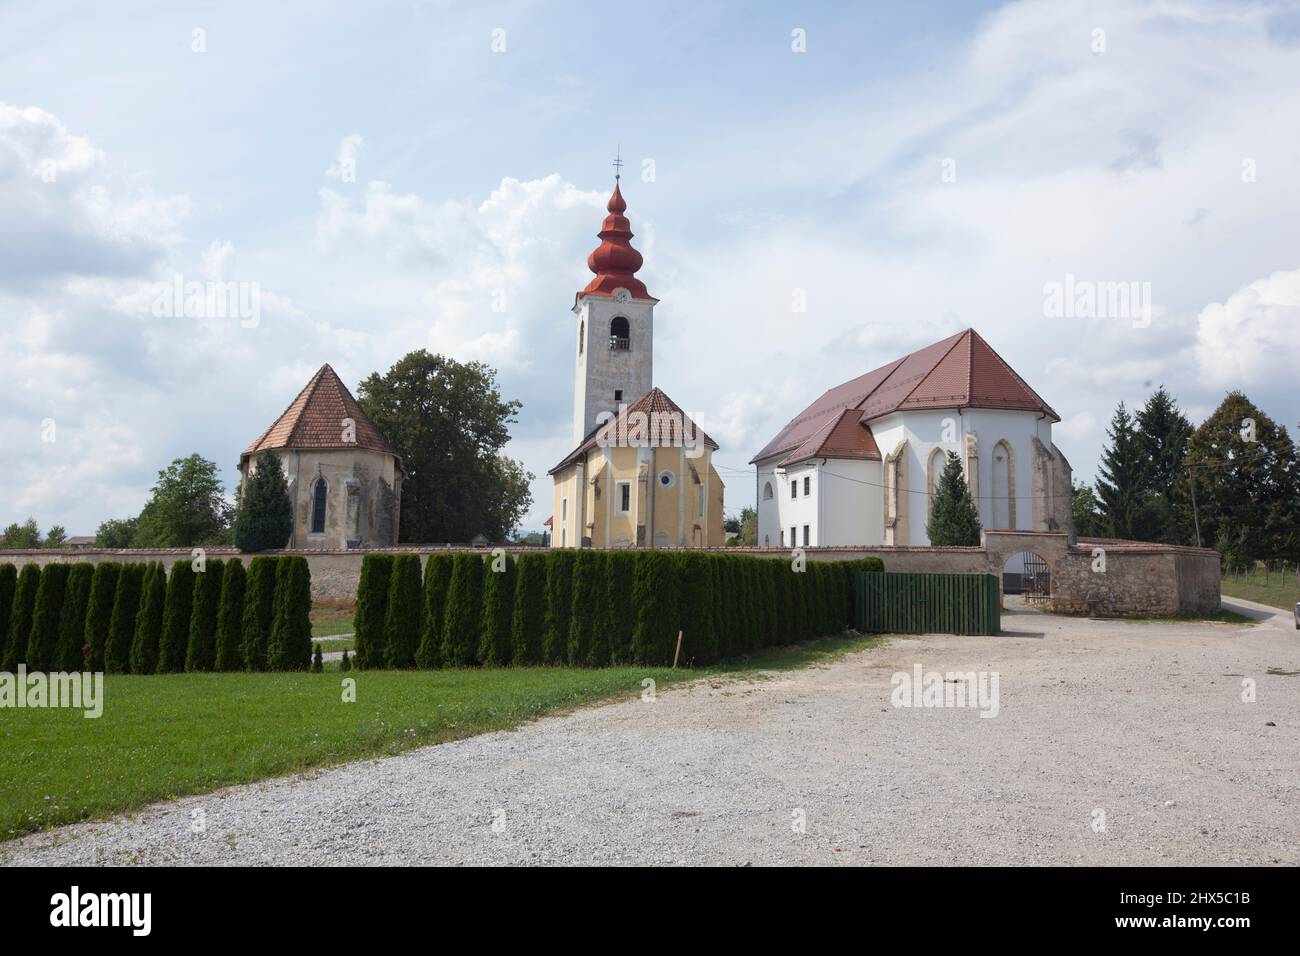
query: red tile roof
[
  {"left": 751, "top": 329, "right": 1058, "bottom": 464},
  {"left": 241, "top": 364, "right": 400, "bottom": 464},
  {"left": 777, "top": 407, "right": 881, "bottom": 467},
  {"left": 550, "top": 386, "right": 718, "bottom": 474}
]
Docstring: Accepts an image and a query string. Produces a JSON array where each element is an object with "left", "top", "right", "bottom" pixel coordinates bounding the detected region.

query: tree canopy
[
  {"left": 132, "top": 454, "right": 234, "bottom": 547},
  {"left": 357, "top": 350, "right": 533, "bottom": 542}
]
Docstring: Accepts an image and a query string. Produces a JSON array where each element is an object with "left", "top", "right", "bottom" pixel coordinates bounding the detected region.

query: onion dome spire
[{"left": 580, "top": 176, "right": 651, "bottom": 300}]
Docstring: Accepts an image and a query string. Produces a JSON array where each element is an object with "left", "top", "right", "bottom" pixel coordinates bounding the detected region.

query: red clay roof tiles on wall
[
  {"left": 241, "top": 363, "right": 400, "bottom": 464},
  {"left": 751, "top": 329, "right": 1058, "bottom": 465}
]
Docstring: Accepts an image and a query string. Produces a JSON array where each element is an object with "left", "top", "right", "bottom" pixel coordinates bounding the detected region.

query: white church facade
[{"left": 751, "top": 329, "right": 1073, "bottom": 549}]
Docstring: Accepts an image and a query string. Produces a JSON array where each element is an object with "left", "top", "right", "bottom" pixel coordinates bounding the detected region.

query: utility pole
[{"left": 1187, "top": 465, "right": 1202, "bottom": 548}]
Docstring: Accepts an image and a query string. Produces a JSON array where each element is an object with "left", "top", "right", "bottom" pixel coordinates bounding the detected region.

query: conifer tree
[
  {"left": 232, "top": 449, "right": 294, "bottom": 552},
  {"left": 186, "top": 558, "right": 224, "bottom": 671},
  {"left": 353, "top": 553, "right": 392, "bottom": 669},
  {"left": 0, "top": 563, "right": 16, "bottom": 669},
  {"left": 1135, "top": 386, "right": 1194, "bottom": 543},
  {"left": 1095, "top": 403, "right": 1155, "bottom": 541},
  {"left": 214, "top": 559, "right": 246, "bottom": 671},
  {"left": 479, "top": 551, "right": 515, "bottom": 666},
  {"left": 383, "top": 554, "right": 423, "bottom": 668},
  {"left": 509, "top": 552, "right": 547, "bottom": 665},
  {"left": 158, "top": 560, "right": 196, "bottom": 673},
  {"left": 26, "top": 562, "right": 70, "bottom": 671},
  {"left": 105, "top": 563, "right": 146, "bottom": 673},
  {"left": 416, "top": 553, "right": 454, "bottom": 668},
  {"left": 129, "top": 562, "right": 166, "bottom": 675},
  {"left": 440, "top": 553, "right": 484, "bottom": 667},
  {"left": 3, "top": 564, "right": 40, "bottom": 670},
  {"left": 927, "top": 451, "right": 983, "bottom": 546},
  {"left": 82, "top": 563, "right": 119, "bottom": 672},
  {"left": 566, "top": 551, "right": 602, "bottom": 666},
  {"left": 541, "top": 551, "right": 573, "bottom": 664},
  {"left": 604, "top": 551, "right": 637, "bottom": 665},
  {"left": 339, "top": 649, "right": 352, "bottom": 672},
  {"left": 240, "top": 556, "right": 278, "bottom": 671},
  {"left": 311, "top": 642, "right": 324, "bottom": 673},
  {"left": 675, "top": 552, "right": 717, "bottom": 665},
  {"left": 631, "top": 552, "right": 680, "bottom": 665},
  {"left": 55, "top": 563, "right": 95, "bottom": 672},
  {"left": 267, "top": 556, "right": 312, "bottom": 670}
]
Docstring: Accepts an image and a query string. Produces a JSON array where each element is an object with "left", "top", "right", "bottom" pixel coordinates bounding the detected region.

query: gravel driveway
[{"left": 4, "top": 598, "right": 1297, "bottom": 866}]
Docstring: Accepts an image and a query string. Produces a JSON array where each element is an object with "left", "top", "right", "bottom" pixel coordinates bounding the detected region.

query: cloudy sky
[{"left": 3, "top": 0, "right": 1299, "bottom": 536}]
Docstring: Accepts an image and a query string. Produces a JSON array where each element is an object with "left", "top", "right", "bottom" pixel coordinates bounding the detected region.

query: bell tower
[{"left": 572, "top": 175, "right": 655, "bottom": 445}]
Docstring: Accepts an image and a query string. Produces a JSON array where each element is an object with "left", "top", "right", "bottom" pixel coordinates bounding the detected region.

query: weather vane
[{"left": 613, "top": 145, "right": 623, "bottom": 181}]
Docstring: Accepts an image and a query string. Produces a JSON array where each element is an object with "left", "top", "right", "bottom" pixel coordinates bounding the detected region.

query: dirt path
[{"left": 4, "top": 602, "right": 1297, "bottom": 866}]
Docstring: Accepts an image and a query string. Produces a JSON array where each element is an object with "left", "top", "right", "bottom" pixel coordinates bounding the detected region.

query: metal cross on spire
[{"left": 612, "top": 145, "right": 623, "bottom": 181}]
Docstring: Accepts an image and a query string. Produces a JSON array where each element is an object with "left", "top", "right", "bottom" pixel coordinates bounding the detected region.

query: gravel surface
[{"left": 4, "top": 598, "right": 1297, "bottom": 866}]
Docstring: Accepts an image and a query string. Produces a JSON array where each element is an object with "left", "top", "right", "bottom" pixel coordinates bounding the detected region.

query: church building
[
  {"left": 751, "top": 329, "right": 1073, "bottom": 549},
  {"left": 240, "top": 363, "right": 403, "bottom": 549},
  {"left": 549, "top": 179, "right": 725, "bottom": 549}
]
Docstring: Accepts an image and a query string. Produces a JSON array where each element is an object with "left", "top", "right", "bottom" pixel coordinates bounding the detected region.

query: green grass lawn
[
  {"left": 310, "top": 603, "right": 354, "bottom": 638},
  {"left": 1220, "top": 574, "right": 1300, "bottom": 614},
  {"left": 0, "top": 633, "right": 879, "bottom": 842}
]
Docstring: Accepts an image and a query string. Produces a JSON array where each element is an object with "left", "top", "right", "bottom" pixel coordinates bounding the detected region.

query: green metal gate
[{"left": 853, "top": 571, "right": 1000, "bottom": 635}]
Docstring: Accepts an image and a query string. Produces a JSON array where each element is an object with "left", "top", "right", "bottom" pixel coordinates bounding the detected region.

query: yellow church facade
[{"left": 551, "top": 389, "right": 726, "bottom": 549}]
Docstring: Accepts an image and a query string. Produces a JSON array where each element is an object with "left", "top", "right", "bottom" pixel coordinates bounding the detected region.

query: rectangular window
[
  {"left": 698, "top": 486, "right": 705, "bottom": 517},
  {"left": 562, "top": 498, "right": 568, "bottom": 520},
  {"left": 614, "top": 389, "right": 623, "bottom": 401},
  {"left": 803, "top": 525, "right": 810, "bottom": 547},
  {"left": 780, "top": 530, "right": 784, "bottom": 546},
  {"left": 790, "top": 526, "right": 796, "bottom": 546},
  {"left": 804, "top": 476, "right": 810, "bottom": 496},
  {"left": 791, "top": 482, "right": 797, "bottom": 499},
  {"left": 616, "top": 481, "right": 631, "bottom": 515}
]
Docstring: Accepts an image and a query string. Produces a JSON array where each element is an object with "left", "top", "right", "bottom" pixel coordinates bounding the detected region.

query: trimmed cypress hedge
[
  {"left": 240, "top": 556, "right": 278, "bottom": 671},
  {"left": 567, "top": 551, "right": 604, "bottom": 666},
  {"left": 351, "top": 550, "right": 883, "bottom": 669},
  {"left": 541, "top": 551, "right": 573, "bottom": 665},
  {"left": 56, "top": 563, "right": 94, "bottom": 672},
  {"left": 3, "top": 564, "right": 39, "bottom": 671},
  {"left": 130, "top": 562, "right": 166, "bottom": 675},
  {"left": 26, "top": 563, "right": 70, "bottom": 671},
  {"left": 416, "top": 554, "right": 453, "bottom": 669},
  {"left": 384, "top": 554, "right": 423, "bottom": 668},
  {"left": 0, "top": 564, "right": 15, "bottom": 668},
  {"left": 441, "top": 553, "right": 484, "bottom": 668},
  {"left": 675, "top": 552, "right": 717, "bottom": 665},
  {"left": 604, "top": 551, "right": 636, "bottom": 665},
  {"left": 509, "top": 552, "right": 546, "bottom": 665},
  {"left": 353, "top": 553, "right": 392, "bottom": 670},
  {"left": 214, "top": 559, "right": 246, "bottom": 672},
  {"left": 158, "top": 561, "right": 195, "bottom": 673},
  {"left": 105, "top": 563, "right": 146, "bottom": 673},
  {"left": 83, "top": 563, "right": 118, "bottom": 672},
  {"left": 479, "top": 552, "right": 515, "bottom": 666},
  {"left": 186, "top": 559, "right": 224, "bottom": 672},
  {"left": 267, "top": 556, "right": 312, "bottom": 670}
]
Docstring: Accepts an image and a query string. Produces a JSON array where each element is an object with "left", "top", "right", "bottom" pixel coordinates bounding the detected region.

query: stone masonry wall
[{"left": 0, "top": 532, "right": 1221, "bottom": 614}]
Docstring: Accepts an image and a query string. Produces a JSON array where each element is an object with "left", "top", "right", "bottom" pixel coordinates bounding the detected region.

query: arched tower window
[
  {"left": 311, "top": 478, "right": 327, "bottom": 534},
  {"left": 609, "top": 315, "right": 630, "bottom": 350}
]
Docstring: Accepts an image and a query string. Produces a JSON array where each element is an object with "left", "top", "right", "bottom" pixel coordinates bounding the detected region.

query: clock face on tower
[{"left": 614, "top": 288, "right": 630, "bottom": 304}]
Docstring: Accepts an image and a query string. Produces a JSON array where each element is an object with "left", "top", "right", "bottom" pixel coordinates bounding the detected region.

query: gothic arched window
[
  {"left": 763, "top": 481, "right": 774, "bottom": 500},
  {"left": 609, "top": 316, "right": 630, "bottom": 350},
  {"left": 311, "top": 478, "right": 327, "bottom": 534}
]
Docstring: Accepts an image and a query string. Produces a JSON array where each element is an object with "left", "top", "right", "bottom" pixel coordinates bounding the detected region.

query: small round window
[{"left": 657, "top": 470, "right": 676, "bottom": 489}]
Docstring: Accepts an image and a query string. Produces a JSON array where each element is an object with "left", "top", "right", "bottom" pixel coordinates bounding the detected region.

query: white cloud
[{"left": 1194, "top": 268, "right": 1300, "bottom": 390}]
